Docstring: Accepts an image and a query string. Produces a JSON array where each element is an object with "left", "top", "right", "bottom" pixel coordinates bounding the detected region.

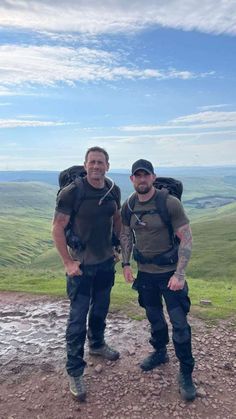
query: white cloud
[
  {"left": 120, "top": 111, "right": 236, "bottom": 132},
  {"left": 0, "top": 86, "right": 48, "bottom": 97},
  {"left": 0, "top": 44, "right": 211, "bottom": 87},
  {"left": 0, "top": 119, "right": 69, "bottom": 128},
  {"left": 1, "top": 129, "right": 236, "bottom": 170},
  {"left": 0, "top": 1, "right": 236, "bottom": 36},
  {"left": 81, "top": 133, "right": 236, "bottom": 168},
  {"left": 198, "top": 104, "right": 230, "bottom": 111},
  {"left": 92, "top": 130, "right": 236, "bottom": 143},
  {"left": 172, "top": 111, "right": 236, "bottom": 128}
]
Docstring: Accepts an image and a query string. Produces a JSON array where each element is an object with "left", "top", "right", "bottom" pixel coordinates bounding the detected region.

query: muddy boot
[
  {"left": 140, "top": 348, "right": 169, "bottom": 371},
  {"left": 178, "top": 371, "right": 196, "bottom": 401},
  {"left": 89, "top": 343, "right": 120, "bottom": 361},
  {"left": 68, "top": 374, "right": 86, "bottom": 402}
]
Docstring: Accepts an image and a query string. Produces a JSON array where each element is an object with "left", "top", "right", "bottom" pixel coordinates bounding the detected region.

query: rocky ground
[{"left": 0, "top": 292, "right": 236, "bottom": 419}]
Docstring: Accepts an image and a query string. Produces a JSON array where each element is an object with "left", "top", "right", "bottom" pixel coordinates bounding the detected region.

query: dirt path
[{"left": 0, "top": 292, "right": 236, "bottom": 419}]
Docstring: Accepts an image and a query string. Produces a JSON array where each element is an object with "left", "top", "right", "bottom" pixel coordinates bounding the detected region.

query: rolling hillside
[
  {"left": 0, "top": 182, "right": 57, "bottom": 216},
  {"left": 0, "top": 179, "right": 236, "bottom": 281},
  {"left": 0, "top": 182, "right": 56, "bottom": 266},
  {"left": 189, "top": 202, "right": 236, "bottom": 279}
]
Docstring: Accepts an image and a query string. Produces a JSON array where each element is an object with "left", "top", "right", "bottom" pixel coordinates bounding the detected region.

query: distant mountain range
[{"left": 1, "top": 166, "right": 236, "bottom": 185}]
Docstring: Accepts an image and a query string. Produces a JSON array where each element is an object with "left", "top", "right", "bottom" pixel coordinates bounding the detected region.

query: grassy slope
[
  {"left": 189, "top": 202, "right": 236, "bottom": 279},
  {"left": 0, "top": 182, "right": 56, "bottom": 215},
  {"left": 182, "top": 176, "right": 236, "bottom": 200},
  {"left": 0, "top": 180, "right": 236, "bottom": 320},
  {"left": 0, "top": 182, "right": 56, "bottom": 266}
]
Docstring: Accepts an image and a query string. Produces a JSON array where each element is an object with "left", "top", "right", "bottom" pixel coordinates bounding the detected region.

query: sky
[{"left": 0, "top": 0, "right": 236, "bottom": 171}]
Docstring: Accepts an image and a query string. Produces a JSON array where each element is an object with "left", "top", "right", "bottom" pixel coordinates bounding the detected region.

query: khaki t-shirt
[
  {"left": 56, "top": 178, "right": 121, "bottom": 265},
  {"left": 122, "top": 190, "right": 189, "bottom": 274}
]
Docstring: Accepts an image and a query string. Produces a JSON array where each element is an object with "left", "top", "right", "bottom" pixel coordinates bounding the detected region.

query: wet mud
[
  {"left": 0, "top": 292, "right": 236, "bottom": 419},
  {"left": 0, "top": 292, "right": 147, "bottom": 382}
]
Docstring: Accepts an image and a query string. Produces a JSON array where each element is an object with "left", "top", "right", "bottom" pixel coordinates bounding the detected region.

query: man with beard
[
  {"left": 120, "top": 159, "right": 196, "bottom": 401},
  {"left": 52, "top": 147, "right": 121, "bottom": 401}
]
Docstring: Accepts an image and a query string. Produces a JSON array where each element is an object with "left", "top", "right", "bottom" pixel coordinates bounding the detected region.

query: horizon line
[{"left": 1, "top": 164, "right": 236, "bottom": 173}]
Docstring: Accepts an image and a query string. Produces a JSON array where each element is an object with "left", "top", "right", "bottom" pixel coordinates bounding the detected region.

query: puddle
[{"left": 0, "top": 296, "right": 149, "bottom": 380}]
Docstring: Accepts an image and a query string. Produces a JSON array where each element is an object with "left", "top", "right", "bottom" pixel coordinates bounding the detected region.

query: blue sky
[{"left": 0, "top": 0, "right": 236, "bottom": 170}]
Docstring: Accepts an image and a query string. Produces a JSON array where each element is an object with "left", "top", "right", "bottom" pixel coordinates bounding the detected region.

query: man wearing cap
[{"left": 120, "top": 159, "right": 196, "bottom": 401}]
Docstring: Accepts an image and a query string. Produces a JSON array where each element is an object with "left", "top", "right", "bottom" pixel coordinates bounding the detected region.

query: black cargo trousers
[
  {"left": 65, "top": 257, "right": 115, "bottom": 377},
  {"left": 135, "top": 270, "right": 194, "bottom": 374}
]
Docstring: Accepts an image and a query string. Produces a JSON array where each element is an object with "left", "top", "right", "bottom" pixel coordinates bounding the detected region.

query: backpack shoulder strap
[
  {"left": 72, "top": 177, "right": 86, "bottom": 214},
  {"left": 73, "top": 176, "right": 120, "bottom": 211},
  {"left": 121, "top": 192, "right": 137, "bottom": 226},
  {"left": 154, "top": 189, "right": 174, "bottom": 243},
  {"left": 103, "top": 177, "right": 120, "bottom": 207}
]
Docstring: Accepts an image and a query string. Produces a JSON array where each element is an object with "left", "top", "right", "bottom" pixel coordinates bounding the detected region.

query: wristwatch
[{"left": 121, "top": 262, "right": 130, "bottom": 268}]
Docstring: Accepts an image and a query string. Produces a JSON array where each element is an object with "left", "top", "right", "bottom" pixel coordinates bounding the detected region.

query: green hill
[
  {"left": 189, "top": 202, "right": 236, "bottom": 279},
  {"left": 1, "top": 180, "right": 236, "bottom": 281},
  {"left": 0, "top": 180, "right": 235, "bottom": 320},
  {"left": 0, "top": 182, "right": 57, "bottom": 216},
  {"left": 0, "top": 182, "right": 57, "bottom": 266},
  {"left": 31, "top": 248, "right": 61, "bottom": 270}
]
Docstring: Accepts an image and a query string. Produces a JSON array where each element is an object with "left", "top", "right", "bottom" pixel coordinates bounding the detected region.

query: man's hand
[
  {"left": 65, "top": 260, "right": 83, "bottom": 277},
  {"left": 123, "top": 265, "right": 134, "bottom": 283},
  {"left": 168, "top": 273, "right": 185, "bottom": 291}
]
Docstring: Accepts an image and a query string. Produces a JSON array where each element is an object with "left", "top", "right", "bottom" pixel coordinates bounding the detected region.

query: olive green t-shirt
[
  {"left": 122, "top": 190, "right": 189, "bottom": 274},
  {"left": 56, "top": 178, "right": 121, "bottom": 265}
]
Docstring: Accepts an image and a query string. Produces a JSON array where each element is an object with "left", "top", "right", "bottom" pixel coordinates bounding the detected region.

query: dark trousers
[
  {"left": 65, "top": 259, "right": 115, "bottom": 377},
  {"left": 136, "top": 270, "right": 195, "bottom": 374}
]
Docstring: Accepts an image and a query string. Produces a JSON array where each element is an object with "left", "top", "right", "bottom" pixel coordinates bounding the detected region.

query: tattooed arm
[
  {"left": 52, "top": 211, "right": 82, "bottom": 276},
  {"left": 168, "top": 223, "right": 193, "bottom": 291},
  {"left": 120, "top": 224, "right": 134, "bottom": 283}
]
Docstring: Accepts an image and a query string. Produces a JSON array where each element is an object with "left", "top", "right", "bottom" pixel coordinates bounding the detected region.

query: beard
[{"left": 134, "top": 183, "right": 153, "bottom": 194}]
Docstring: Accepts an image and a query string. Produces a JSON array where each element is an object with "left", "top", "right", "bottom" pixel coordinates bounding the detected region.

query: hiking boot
[
  {"left": 178, "top": 371, "right": 196, "bottom": 401},
  {"left": 89, "top": 343, "right": 120, "bottom": 361},
  {"left": 69, "top": 375, "right": 86, "bottom": 401},
  {"left": 140, "top": 349, "right": 169, "bottom": 371}
]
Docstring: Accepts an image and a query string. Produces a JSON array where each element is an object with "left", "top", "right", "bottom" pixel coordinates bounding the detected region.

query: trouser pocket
[
  {"left": 66, "top": 275, "right": 82, "bottom": 302},
  {"left": 135, "top": 273, "right": 160, "bottom": 308},
  {"left": 177, "top": 283, "right": 191, "bottom": 314},
  {"left": 137, "top": 283, "right": 159, "bottom": 308}
]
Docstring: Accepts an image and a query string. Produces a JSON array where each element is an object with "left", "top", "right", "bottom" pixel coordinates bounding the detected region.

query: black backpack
[
  {"left": 154, "top": 177, "right": 183, "bottom": 200},
  {"left": 58, "top": 165, "right": 87, "bottom": 190},
  {"left": 122, "top": 177, "right": 183, "bottom": 265},
  {"left": 57, "top": 165, "right": 120, "bottom": 249}
]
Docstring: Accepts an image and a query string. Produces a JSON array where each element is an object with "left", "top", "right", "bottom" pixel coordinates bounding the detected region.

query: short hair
[{"left": 85, "top": 146, "right": 109, "bottom": 163}]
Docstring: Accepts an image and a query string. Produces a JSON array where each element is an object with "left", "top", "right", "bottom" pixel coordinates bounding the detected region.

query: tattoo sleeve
[
  {"left": 175, "top": 223, "right": 193, "bottom": 276},
  {"left": 120, "top": 224, "right": 133, "bottom": 264}
]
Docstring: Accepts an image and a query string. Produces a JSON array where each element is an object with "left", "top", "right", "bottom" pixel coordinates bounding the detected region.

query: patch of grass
[
  {"left": 0, "top": 182, "right": 56, "bottom": 215},
  {"left": 0, "top": 268, "right": 65, "bottom": 296},
  {"left": 188, "top": 277, "right": 236, "bottom": 320},
  {"left": 0, "top": 268, "right": 235, "bottom": 321},
  {"left": 0, "top": 215, "right": 54, "bottom": 267},
  {"left": 189, "top": 206, "right": 236, "bottom": 280}
]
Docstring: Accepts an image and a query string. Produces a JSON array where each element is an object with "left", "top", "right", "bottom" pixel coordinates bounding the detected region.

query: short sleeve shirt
[
  {"left": 121, "top": 190, "right": 189, "bottom": 273},
  {"left": 56, "top": 178, "right": 121, "bottom": 265}
]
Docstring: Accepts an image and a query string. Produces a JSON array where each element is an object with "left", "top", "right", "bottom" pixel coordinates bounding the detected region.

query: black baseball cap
[{"left": 131, "top": 159, "right": 155, "bottom": 175}]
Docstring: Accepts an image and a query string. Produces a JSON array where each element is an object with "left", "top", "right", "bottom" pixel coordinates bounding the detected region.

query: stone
[
  {"left": 197, "top": 387, "right": 207, "bottom": 398},
  {"left": 200, "top": 300, "right": 212, "bottom": 305},
  {"left": 95, "top": 364, "right": 103, "bottom": 373}
]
